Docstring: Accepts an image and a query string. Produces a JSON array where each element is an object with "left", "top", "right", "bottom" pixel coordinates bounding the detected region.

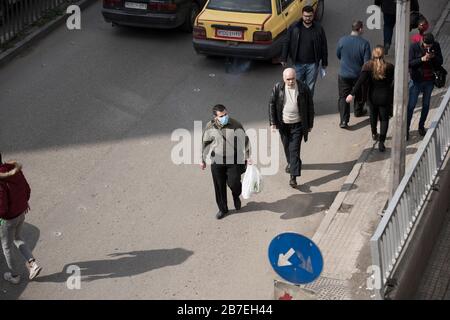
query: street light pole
[{"left": 391, "top": 0, "right": 410, "bottom": 198}]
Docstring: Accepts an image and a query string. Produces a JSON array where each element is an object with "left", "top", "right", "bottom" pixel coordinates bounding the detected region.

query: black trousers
[
  {"left": 211, "top": 163, "right": 242, "bottom": 213},
  {"left": 338, "top": 76, "right": 366, "bottom": 124},
  {"left": 369, "top": 103, "right": 390, "bottom": 142},
  {"left": 279, "top": 122, "right": 303, "bottom": 177}
]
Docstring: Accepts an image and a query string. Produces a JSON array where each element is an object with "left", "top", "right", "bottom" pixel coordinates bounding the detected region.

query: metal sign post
[{"left": 391, "top": 0, "right": 410, "bottom": 198}]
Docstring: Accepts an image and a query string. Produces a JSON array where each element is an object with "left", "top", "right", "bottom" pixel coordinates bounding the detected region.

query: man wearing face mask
[
  {"left": 269, "top": 68, "right": 314, "bottom": 188},
  {"left": 201, "top": 105, "right": 252, "bottom": 219}
]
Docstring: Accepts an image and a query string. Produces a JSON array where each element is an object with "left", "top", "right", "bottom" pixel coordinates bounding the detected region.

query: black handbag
[{"left": 433, "top": 66, "right": 448, "bottom": 88}]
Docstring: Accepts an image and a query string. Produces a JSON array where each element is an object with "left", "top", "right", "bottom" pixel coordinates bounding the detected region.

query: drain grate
[{"left": 300, "top": 277, "right": 352, "bottom": 300}]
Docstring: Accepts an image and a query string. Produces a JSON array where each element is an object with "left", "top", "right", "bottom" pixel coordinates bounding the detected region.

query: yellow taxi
[{"left": 193, "top": 0, "right": 324, "bottom": 60}]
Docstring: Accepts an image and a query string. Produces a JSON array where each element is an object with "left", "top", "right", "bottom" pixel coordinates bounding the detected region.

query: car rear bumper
[
  {"left": 102, "top": 8, "right": 185, "bottom": 29},
  {"left": 193, "top": 35, "right": 284, "bottom": 60}
]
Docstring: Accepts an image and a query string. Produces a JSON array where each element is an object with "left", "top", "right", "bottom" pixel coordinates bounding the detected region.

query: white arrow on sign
[{"left": 278, "top": 248, "right": 295, "bottom": 267}]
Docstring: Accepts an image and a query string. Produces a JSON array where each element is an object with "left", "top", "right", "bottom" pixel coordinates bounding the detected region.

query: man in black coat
[
  {"left": 281, "top": 5, "right": 327, "bottom": 98},
  {"left": 375, "top": 0, "right": 420, "bottom": 55},
  {"left": 269, "top": 68, "right": 314, "bottom": 188},
  {"left": 407, "top": 33, "right": 444, "bottom": 139}
]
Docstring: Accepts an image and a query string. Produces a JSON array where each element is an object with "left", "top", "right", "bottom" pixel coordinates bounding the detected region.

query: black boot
[
  {"left": 289, "top": 176, "right": 297, "bottom": 188},
  {"left": 285, "top": 164, "right": 290, "bottom": 173},
  {"left": 379, "top": 136, "right": 386, "bottom": 152},
  {"left": 372, "top": 132, "right": 379, "bottom": 141},
  {"left": 233, "top": 196, "right": 241, "bottom": 211}
]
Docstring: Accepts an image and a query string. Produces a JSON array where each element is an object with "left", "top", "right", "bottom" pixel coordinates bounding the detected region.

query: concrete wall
[{"left": 387, "top": 152, "right": 450, "bottom": 300}]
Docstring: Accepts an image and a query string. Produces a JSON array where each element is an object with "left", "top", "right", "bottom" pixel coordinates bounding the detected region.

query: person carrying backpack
[{"left": 0, "top": 153, "right": 42, "bottom": 284}]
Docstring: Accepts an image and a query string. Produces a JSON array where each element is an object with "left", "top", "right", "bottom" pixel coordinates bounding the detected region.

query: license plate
[
  {"left": 124, "top": 2, "right": 147, "bottom": 10},
  {"left": 216, "top": 29, "right": 243, "bottom": 40}
]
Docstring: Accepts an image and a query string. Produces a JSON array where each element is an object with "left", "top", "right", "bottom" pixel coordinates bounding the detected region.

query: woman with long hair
[{"left": 346, "top": 45, "right": 394, "bottom": 152}]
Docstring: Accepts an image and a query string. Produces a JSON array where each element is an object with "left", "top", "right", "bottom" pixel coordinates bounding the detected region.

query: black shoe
[
  {"left": 379, "top": 141, "right": 386, "bottom": 152},
  {"left": 339, "top": 122, "right": 348, "bottom": 129},
  {"left": 419, "top": 127, "right": 427, "bottom": 136},
  {"left": 285, "top": 164, "right": 290, "bottom": 173},
  {"left": 384, "top": 44, "right": 390, "bottom": 56},
  {"left": 354, "top": 109, "right": 368, "bottom": 117},
  {"left": 372, "top": 133, "right": 379, "bottom": 141},
  {"left": 216, "top": 210, "right": 226, "bottom": 219},
  {"left": 289, "top": 176, "right": 297, "bottom": 188},
  {"left": 233, "top": 197, "right": 241, "bottom": 211}
]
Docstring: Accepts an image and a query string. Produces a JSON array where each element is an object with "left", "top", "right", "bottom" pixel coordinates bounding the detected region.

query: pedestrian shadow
[
  {"left": 301, "top": 160, "right": 356, "bottom": 187},
  {"left": 236, "top": 191, "right": 339, "bottom": 220},
  {"left": 347, "top": 118, "right": 370, "bottom": 131},
  {"left": 35, "top": 248, "right": 193, "bottom": 284},
  {"left": 364, "top": 146, "right": 418, "bottom": 163},
  {"left": 0, "top": 222, "right": 40, "bottom": 300}
]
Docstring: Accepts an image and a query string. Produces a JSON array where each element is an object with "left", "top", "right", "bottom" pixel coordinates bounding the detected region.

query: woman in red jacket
[{"left": 0, "top": 153, "right": 42, "bottom": 284}]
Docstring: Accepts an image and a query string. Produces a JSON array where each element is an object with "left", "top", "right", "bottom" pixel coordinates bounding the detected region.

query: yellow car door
[{"left": 281, "top": 0, "right": 301, "bottom": 29}]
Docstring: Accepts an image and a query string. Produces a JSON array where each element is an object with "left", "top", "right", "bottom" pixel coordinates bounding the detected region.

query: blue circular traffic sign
[{"left": 268, "top": 233, "right": 323, "bottom": 284}]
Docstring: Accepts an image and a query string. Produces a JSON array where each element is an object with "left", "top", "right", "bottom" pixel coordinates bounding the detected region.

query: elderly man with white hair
[{"left": 269, "top": 68, "right": 315, "bottom": 188}]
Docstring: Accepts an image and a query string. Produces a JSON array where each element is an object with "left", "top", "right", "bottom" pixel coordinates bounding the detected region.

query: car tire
[
  {"left": 181, "top": 2, "right": 200, "bottom": 33},
  {"left": 314, "top": 0, "right": 324, "bottom": 22}
]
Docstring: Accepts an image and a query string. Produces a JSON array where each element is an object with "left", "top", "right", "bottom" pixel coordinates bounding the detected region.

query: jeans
[
  {"left": 279, "top": 122, "right": 303, "bottom": 177},
  {"left": 338, "top": 76, "right": 366, "bottom": 124},
  {"left": 407, "top": 80, "right": 434, "bottom": 131},
  {"left": 383, "top": 13, "right": 396, "bottom": 47},
  {"left": 294, "top": 63, "right": 318, "bottom": 97},
  {"left": 0, "top": 212, "right": 34, "bottom": 274}
]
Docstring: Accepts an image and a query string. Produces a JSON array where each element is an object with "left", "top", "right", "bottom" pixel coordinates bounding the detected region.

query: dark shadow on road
[
  {"left": 364, "top": 146, "right": 418, "bottom": 163},
  {"left": 0, "top": 222, "right": 40, "bottom": 300},
  {"left": 302, "top": 160, "right": 356, "bottom": 187},
  {"left": 35, "top": 248, "right": 193, "bottom": 284},
  {"left": 346, "top": 118, "right": 370, "bottom": 131},
  {"left": 235, "top": 191, "right": 338, "bottom": 220}
]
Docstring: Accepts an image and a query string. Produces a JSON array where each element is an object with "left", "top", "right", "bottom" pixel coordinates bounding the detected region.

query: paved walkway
[{"left": 298, "top": 8, "right": 450, "bottom": 300}]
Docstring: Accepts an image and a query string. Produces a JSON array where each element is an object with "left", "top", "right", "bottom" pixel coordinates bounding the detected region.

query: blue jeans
[
  {"left": 294, "top": 63, "right": 318, "bottom": 97},
  {"left": 0, "top": 212, "right": 34, "bottom": 274},
  {"left": 407, "top": 80, "right": 434, "bottom": 131}
]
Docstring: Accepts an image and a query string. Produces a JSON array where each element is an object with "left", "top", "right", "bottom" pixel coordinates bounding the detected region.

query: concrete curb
[
  {"left": 312, "top": 3, "right": 450, "bottom": 246},
  {"left": 0, "top": 0, "right": 97, "bottom": 69},
  {"left": 312, "top": 141, "right": 374, "bottom": 244}
]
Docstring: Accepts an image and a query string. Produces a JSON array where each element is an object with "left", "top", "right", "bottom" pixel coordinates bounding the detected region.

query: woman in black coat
[{"left": 346, "top": 45, "right": 394, "bottom": 152}]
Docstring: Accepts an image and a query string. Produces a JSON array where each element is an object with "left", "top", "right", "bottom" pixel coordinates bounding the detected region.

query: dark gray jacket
[{"left": 409, "top": 40, "right": 444, "bottom": 82}]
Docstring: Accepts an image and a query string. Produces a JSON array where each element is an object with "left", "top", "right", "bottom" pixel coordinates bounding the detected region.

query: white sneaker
[
  {"left": 28, "top": 261, "right": 42, "bottom": 280},
  {"left": 4, "top": 272, "right": 21, "bottom": 284}
]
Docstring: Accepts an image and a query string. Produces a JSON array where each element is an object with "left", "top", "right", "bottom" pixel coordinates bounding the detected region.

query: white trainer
[
  {"left": 4, "top": 272, "right": 21, "bottom": 284},
  {"left": 28, "top": 261, "right": 42, "bottom": 280}
]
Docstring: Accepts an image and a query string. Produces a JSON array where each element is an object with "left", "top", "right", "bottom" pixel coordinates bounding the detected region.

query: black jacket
[
  {"left": 409, "top": 40, "right": 443, "bottom": 82},
  {"left": 375, "top": 0, "right": 419, "bottom": 15},
  {"left": 281, "top": 20, "right": 328, "bottom": 67},
  {"left": 269, "top": 80, "right": 314, "bottom": 142}
]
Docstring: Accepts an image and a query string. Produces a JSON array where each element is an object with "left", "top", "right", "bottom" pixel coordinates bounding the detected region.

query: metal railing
[
  {"left": 370, "top": 87, "right": 450, "bottom": 299},
  {"left": 0, "top": 0, "right": 70, "bottom": 46}
]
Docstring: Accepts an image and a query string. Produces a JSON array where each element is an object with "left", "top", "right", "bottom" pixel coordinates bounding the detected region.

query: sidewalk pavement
[
  {"left": 0, "top": 0, "right": 96, "bottom": 68},
  {"left": 298, "top": 6, "right": 450, "bottom": 300}
]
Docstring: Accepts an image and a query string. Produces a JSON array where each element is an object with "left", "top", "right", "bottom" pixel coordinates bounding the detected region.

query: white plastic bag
[{"left": 242, "top": 165, "right": 262, "bottom": 199}]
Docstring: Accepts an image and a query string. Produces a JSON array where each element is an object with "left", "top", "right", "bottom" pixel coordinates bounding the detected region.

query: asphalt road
[{"left": 0, "top": 0, "right": 447, "bottom": 299}]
